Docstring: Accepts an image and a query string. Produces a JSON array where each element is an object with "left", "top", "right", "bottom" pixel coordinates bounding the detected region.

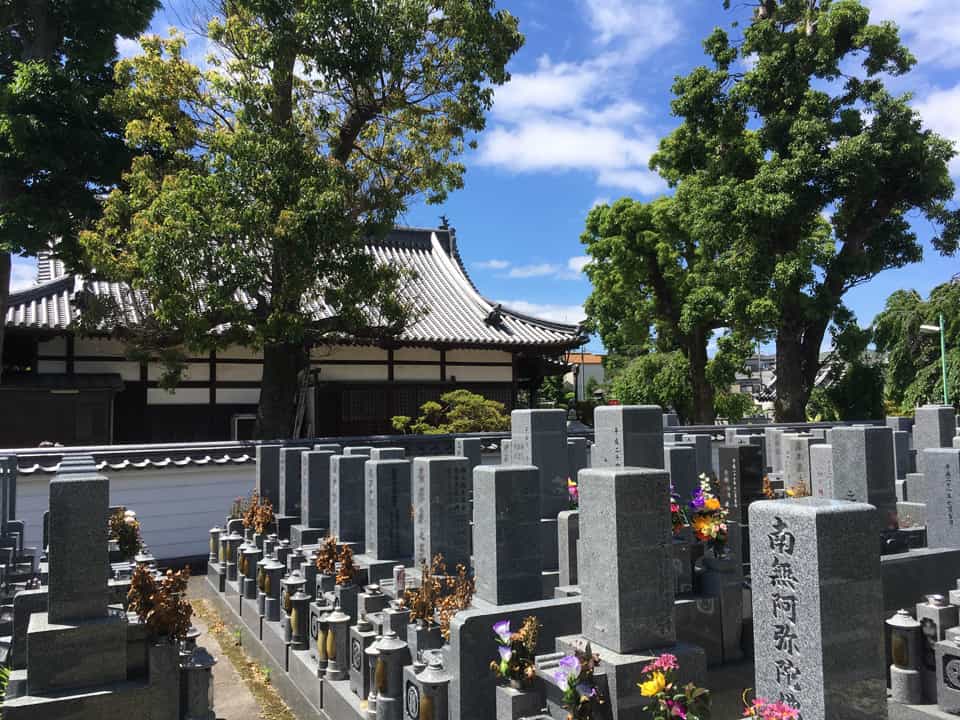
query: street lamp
[{"left": 919, "top": 313, "right": 949, "bottom": 405}]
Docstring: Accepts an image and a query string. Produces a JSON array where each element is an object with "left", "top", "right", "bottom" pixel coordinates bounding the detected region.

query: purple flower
[
  {"left": 689, "top": 487, "right": 706, "bottom": 510},
  {"left": 557, "top": 654, "right": 581, "bottom": 681},
  {"left": 493, "top": 620, "right": 511, "bottom": 644},
  {"left": 498, "top": 645, "right": 512, "bottom": 662},
  {"left": 576, "top": 681, "right": 597, "bottom": 699}
]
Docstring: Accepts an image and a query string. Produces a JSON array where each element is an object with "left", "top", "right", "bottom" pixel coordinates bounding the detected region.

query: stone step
[{"left": 2, "top": 677, "right": 154, "bottom": 720}]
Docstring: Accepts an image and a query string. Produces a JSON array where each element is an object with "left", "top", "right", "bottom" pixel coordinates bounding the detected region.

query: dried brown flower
[
  {"left": 242, "top": 491, "right": 275, "bottom": 535},
  {"left": 128, "top": 565, "right": 193, "bottom": 640},
  {"left": 335, "top": 544, "right": 358, "bottom": 586},
  {"left": 315, "top": 535, "right": 339, "bottom": 575},
  {"left": 404, "top": 555, "right": 475, "bottom": 639},
  {"left": 108, "top": 508, "right": 142, "bottom": 558}
]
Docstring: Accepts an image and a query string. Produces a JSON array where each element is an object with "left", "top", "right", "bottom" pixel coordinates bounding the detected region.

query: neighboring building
[
  {"left": 2, "top": 228, "right": 585, "bottom": 445},
  {"left": 564, "top": 351, "right": 606, "bottom": 401}
]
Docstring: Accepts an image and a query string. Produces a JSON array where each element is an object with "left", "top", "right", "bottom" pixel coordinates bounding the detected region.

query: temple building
[{"left": 1, "top": 227, "right": 584, "bottom": 446}]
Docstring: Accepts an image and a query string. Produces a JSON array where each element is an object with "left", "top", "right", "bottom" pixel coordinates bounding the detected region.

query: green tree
[
  {"left": 608, "top": 351, "right": 693, "bottom": 422},
  {"left": 0, "top": 0, "right": 158, "bottom": 378},
  {"left": 391, "top": 389, "right": 510, "bottom": 434},
  {"left": 714, "top": 391, "right": 759, "bottom": 423},
  {"left": 81, "top": 1, "right": 522, "bottom": 439},
  {"left": 582, "top": 197, "right": 751, "bottom": 423},
  {"left": 652, "top": 0, "right": 959, "bottom": 421},
  {"left": 873, "top": 281, "right": 960, "bottom": 411}
]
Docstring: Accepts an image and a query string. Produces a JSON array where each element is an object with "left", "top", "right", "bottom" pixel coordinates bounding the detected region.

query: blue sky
[{"left": 11, "top": 0, "right": 960, "bottom": 354}]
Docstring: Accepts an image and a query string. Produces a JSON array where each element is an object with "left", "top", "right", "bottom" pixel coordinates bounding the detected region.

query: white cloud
[
  {"left": 480, "top": 1, "right": 679, "bottom": 196},
  {"left": 913, "top": 84, "right": 960, "bottom": 176},
  {"left": 568, "top": 255, "right": 591, "bottom": 273},
  {"left": 474, "top": 259, "right": 511, "bottom": 270},
  {"left": 10, "top": 257, "right": 36, "bottom": 292},
  {"left": 504, "top": 263, "right": 561, "bottom": 279},
  {"left": 590, "top": 196, "right": 610, "bottom": 210},
  {"left": 497, "top": 300, "right": 587, "bottom": 325},
  {"left": 866, "top": 0, "right": 960, "bottom": 69},
  {"left": 115, "top": 36, "right": 142, "bottom": 59}
]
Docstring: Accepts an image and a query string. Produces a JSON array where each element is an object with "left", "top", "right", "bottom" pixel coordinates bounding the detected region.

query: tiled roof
[{"left": 6, "top": 228, "right": 585, "bottom": 349}]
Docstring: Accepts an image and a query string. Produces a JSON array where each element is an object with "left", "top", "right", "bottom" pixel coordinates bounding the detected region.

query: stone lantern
[
  {"left": 224, "top": 532, "right": 243, "bottom": 581},
  {"left": 275, "top": 538, "right": 292, "bottom": 567},
  {"left": 264, "top": 559, "right": 285, "bottom": 622},
  {"left": 373, "top": 629, "right": 410, "bottom": 720},
  {"left": 208, "top": 526, "right": 222, "bottom": 564},
  {"left": 256, "top": 555, "right": 270, "bottom": 616},
  {"left": 364, "top": 634, "right": 382, "bottom": 720},
  {"left": 241, "top": 545, "right": 262, "bottom": 600},
  {"left": 323, "top": 603, "right": 351, "bottom": 681},
  {"left": 181, "top": 645, "right": 217, "bottom": 720},
  {"left": 290, "top": 590, "right": 310, "bottom": 651},
  {"left": 406, "top": 656, "right": 451, "bottom": 720},
  {"left": 888, "top": 609, "right": 923, "bottom": 703}
]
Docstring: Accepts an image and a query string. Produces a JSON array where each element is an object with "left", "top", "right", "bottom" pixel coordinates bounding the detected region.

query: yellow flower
[
  {"left": 785, "top": 488, "right": 795, "bottom": 497},
  {"left": 639, "top": 671, "right": 666, "bottom": 697},
  {"left": 705, "top": 497, "right": 721, "bottom": 511}
]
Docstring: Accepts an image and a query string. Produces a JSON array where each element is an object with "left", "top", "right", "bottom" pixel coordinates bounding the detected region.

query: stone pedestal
[{"left": 495, "top": 684, "right": 542, "bottom": 720}]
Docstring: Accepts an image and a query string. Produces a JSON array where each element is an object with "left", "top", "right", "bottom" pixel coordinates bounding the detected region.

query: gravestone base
[
  {"left": 206, "top": 562, "right": 226, "bottom": 593},
  {"left": 699, "top": 563, "right": 744, "bottom": 664},
  {"left": 553, "top": 636, "right": 705, "bottom": 720},
  {"left": 353, "top": 553, "right": 403, "bottom": 586},
  {"left": 287, "top": 648, "right": 323, "bottom": 713},
  {"left": 675, "top": 597, "right": 723, "bottom": 666},
  {"left": 320, "top": 677, "right": 365, "bottom": 720},
  {"left": 261, "top": 616, "right": 289, "bottom": 670},
  {"left": 496, "top": 684, "right": 544, "bottom": 720},
  {"left": 289, "top": 525, "right": 324, "bottom": 549},
  {"left": 25, "top": 612, "right": 127, "bottom": 693},
  {"left": 275, "top": 515, "right": 297, "bottom": 541},
  {"left": 224, "top": 577, "right": 241, "bottom": 600},
  {"left": 240, "top": 597, "right": 262, "bottom": 639}
]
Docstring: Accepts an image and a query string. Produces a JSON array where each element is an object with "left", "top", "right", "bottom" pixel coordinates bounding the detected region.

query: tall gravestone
[
  {"left": 915, "top": 406, "right": 956, "bottom": 475},
  {"left": 809, "top": 444, "right": 833, "bottom": 498},
  {"left": 782, "top": 434, "right": 821, "bottom": 495},
  {"left": 925, "top": 448, "right": 960, "bottom": 549},
  {"left": 255, "top": 444, "right": 282, "bottom": 508},
  {"left": 764, "top": 428, "right": 785, "bottom": 474},
  {"left": 511, "top": 409, "right": 568, "bottom": 519},
  {"left": 290, "top": 449, "right": 334, "bottom": 547},
  {"left": 472, "top": 465, "right": 542, "bottom": 605},
  {"left": 680, "top": 433, "right": 713, "bottom": 477},
  {"left": 664, "top": 445, "right": 698, "bottom": 503},
  {"left": 412, "top": 456, "right": 471, "bottom": 570},
  {"left": 591, "top": 405, "right": 663, "bottom": 469},
  {"left": 553, "top": 466, "right": 705, "bottom": 718},
  {"left": 278, "top": 447, "right": 306, "bottom": 518},
  {"left": 717, "top": 444, "right": 763, "bottom": 563},
  {"left": 364, "top": 459, "right": 413, "bottom": 561},
  {"left": 831, "top": 426, "right": 898, "bottom": 529},
  {"left": 454, "top": 437, "right": 482, "bottom": 473},
  {"left": 330, "top": 454, "right": 367, "bottom": 548},
  {"left": 749, "top": 498, "right": 885, "bottom": 719},
  {"left": 893, "top": 430, "right": 910, "bottom": 480}
]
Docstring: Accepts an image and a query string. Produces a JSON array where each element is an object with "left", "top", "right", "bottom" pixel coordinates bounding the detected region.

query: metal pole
[{"left": 940, "top": 312, "right": 949, "bottom": 405}]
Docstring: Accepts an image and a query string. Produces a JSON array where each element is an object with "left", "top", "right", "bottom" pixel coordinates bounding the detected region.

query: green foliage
[
  {"left": 582, "top": 197, "right": 750, "bottom": 423},
  {"left": 609, "top": 352, "right": 693, "bottom": 422},
  {"left": 80, "top": 1, "right": 523, "bottom": 437},
  {"left": 540, "top": 375, "right": 574, "bottom": 408},
  {"left": 714, "top": 392, "right": 758, "bottom": 423},
  {"left": 874, "top": 281, "right": 960, "bottom": 411},
  {"left": 575, "top": 400, "right": 598, "bottom": 427},
  {"left": 0, "top": 0, "right": 158, "bottom": 259},
  {"left": 391, "top": 389, "right": 510, "bottom": 434},
  {"left": 805, "top": 387, "right": 839, "bottom": 422},
  {"left": 651, "top": 0, "right": 960, "bottom": 420}
]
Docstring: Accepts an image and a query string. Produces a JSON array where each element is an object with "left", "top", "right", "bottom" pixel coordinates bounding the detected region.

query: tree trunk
[
  {"left": 0, "top": 252, "right": 9, "bottom": 383},
  {"left": 255, "top": 341, "right": 308, "bottom": 440},
  {"left": 687, "top": 326, "right": 715, "bottom": 424},
  {"left": 774, "top": 319, "right": 827, "bottom": 422}
]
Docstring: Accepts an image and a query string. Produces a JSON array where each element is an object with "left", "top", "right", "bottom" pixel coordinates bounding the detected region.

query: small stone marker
[
  {"left": 591, "top": 405, "right": 664, "bottom": 469},
  {"left": 749, "top": 498, "right": 885, "bottom": 719},
  {"left": 925, "top": 448, "right": 960, "bottom": 549}
]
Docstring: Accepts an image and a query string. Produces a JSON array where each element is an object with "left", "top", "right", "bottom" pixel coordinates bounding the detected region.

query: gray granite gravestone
[
  {"left": 472, "top": 465, "right": 542, "bottom": 605},
  {"left": 454, "top": 437, "right": 482, "bottom": 472},
  {"left": 330, "top": 454, "right": 367, "bottom": 548},
  {"left": 831, "top": 426, "right": 898, "bottom": 529},
  {"left": 925, "top": 448, "right": 960, "bottom": 549},
  {"left": 764, "top": 427, "right": 785, "bottom": 473},
  {"left": 557, "top": 509, "right": 579, "bottom": 587},
  {"left": 256, "top": 444, "right": 282, "bottom": 508},
  {"left": 499, "top": 438, "right": 512, "bottom": 464},
  {"left": 365, "top": 459, "right": 413, "bottom": 561},
  {"left": 749, "top": 498, "right": 885, "bottom": 719},
  {"left": 809, "top": 444, "right": 833, "bottom": 499},
  {"left": 511, "top": 409, "right": 569, "bottom": 519},
  {"left": 591, "top": 405, "right": 664, "bottom": 469},
  {"left": 370, "top": 447, "right": 405, "bottom": 460},
  {"left": 782, "top": 434, "right": 822, "bottom": 495},
  {"left": 915, "top": 406, "right": 956, "bottom": 475},
  {"left": 664, "top": 445, "right": 698, "bottom": 504},
  {"left": 313, "top": 443, "right": 343, "bottom": 453},
  {"left": 681, "top": 433, "right": 713, "bottom": 477},
  {"left": 344, "top": 446, "right": 373, "bottom": 457},
  {"left": 290, "top": 449, "right": 334, "bottom": 547},
  {"left": 887, "top": 416, "right": 915, "bottom": 440},
  {"left": 278, "top": 447, "right": 306, "bottom": 518},
  {"left": 567, "top": 437, "right": 588, "bottom": 479},
  {"left": 412, "top": 456, "right": 471, "bottom": 570},
  {"left": 893, "top": 430, "right": 911, "bottom": 480}
]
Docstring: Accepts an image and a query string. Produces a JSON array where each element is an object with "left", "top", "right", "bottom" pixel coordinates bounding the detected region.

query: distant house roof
[
  {"left": 571, "top": 352, "right": 605, "bottom": 365},
  {"left": 5, "top": 228, "right": 586, "bottom": 351}
]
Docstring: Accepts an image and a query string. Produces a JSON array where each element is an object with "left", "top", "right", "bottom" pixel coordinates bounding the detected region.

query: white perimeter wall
[{"left": 18, "top": 463, "right": 256, "bottom": 560}]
